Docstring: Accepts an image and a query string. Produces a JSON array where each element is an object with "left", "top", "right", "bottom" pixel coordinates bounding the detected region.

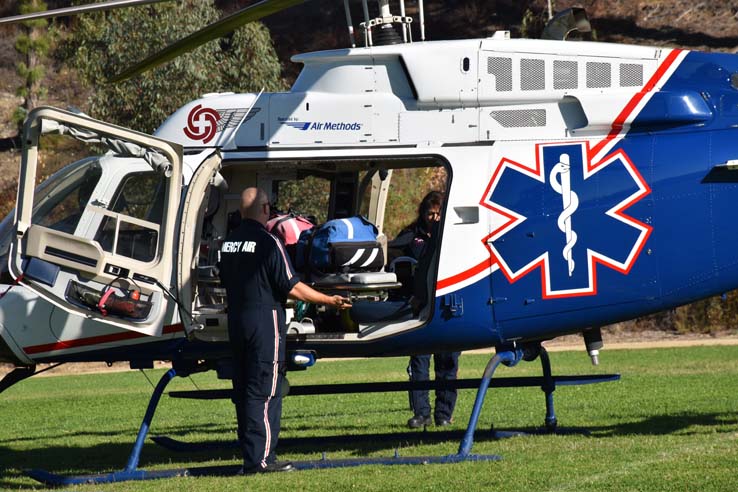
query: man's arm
[{"left": 289, "top": 281, "right": 351, "bottom": 309}]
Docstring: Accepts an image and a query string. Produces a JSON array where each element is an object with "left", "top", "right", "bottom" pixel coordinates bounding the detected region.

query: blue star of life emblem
[{"left": 482, "top": 142, "right": 652, "bottom": 298}]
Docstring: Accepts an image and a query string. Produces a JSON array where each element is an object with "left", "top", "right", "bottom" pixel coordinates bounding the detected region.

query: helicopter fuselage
[{"left": 2, "top": 36, "right": 738, "bottom": 369}]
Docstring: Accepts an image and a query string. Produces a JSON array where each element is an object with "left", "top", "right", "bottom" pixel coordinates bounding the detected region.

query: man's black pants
[{"left": 230, "top": 306, "right": 286, "bottom": 471}]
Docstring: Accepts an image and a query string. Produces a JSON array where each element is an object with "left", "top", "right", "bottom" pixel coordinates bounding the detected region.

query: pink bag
[{"left": 267, "top": 213, "right": 314, "bottom": 246}]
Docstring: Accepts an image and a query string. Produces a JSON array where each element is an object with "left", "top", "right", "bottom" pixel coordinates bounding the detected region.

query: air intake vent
[
  {"left": 587, "top": 62, "right": 611, "bottom": 88},
  {"left": 490, "top": 109, "right": 546, "bottom": 128},
  {"left": 620, "top": 63, "right": 643, "bottom": 87},
  {"left": 488, "top": 57, "right": 513, "bottom": 92},
  {"left": 521, "top": 59, "right": 545, "bottom": 91},
  {"left": 554, "top": 60, "right": 578, "bottom": 90}
]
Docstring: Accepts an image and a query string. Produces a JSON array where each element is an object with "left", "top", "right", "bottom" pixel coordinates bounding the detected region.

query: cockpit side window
[
  {"left": 94, "top": 172, "right": 165, "bottom": 263},
  {"left": 107, "top": 172, "right": 166, "bottom": 224},
  {"left": 32, "top": 161, "right": 103, "bottom": 234}
]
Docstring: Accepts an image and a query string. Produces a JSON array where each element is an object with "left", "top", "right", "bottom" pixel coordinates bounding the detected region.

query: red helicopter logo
[{"left": 183, "top": 104, "right": 221, "bottom": 143}]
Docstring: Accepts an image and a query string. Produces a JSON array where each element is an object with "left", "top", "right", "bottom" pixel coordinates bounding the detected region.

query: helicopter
[{"left": 2, "top": 0, "right": 738, "bottom": 485}]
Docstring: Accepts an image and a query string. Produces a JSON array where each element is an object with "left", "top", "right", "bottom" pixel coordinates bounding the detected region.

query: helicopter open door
[
  {"left": 9, "top": 107, "right": 183, "bottom": 336},
  {"left": 176, "top": 150, "right": 223, "bottom": 337}
]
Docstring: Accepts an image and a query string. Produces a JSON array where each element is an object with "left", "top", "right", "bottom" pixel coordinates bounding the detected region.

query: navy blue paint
[
  {"left": 299, "top": 280, "right": 499, "bottom": 358},
  {"left": 486, "top": 51, "right": 738, "bottom": 342}
]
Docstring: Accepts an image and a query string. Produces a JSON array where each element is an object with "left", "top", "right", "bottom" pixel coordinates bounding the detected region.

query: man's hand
[
  {"left": 332, "top": 295, "right": 352, "bottom": 310},
  {"left": 289, "top": 281, "right": 353, "bottom": 309}
]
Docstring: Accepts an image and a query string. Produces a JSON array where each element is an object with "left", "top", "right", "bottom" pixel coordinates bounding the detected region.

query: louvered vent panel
[
  {"left": 490, "top": 109, "right": 547, "bottom": 128},
  {"left": 521, "top": 59, "right": 545, "bottom": 91},
  {"left": 587, "top": 62, "right": 611, "bottom": 88},
  {"left": 554, "top": 60, "right": 578, "bottom": 90},
  {"left": 620, "top": 63, "right": 644, "bottom": 87},
  {"left": 487, "top": 57, "right": 513, "bottom": 92}
]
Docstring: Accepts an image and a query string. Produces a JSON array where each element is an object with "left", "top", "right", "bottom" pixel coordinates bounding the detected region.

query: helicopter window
[
  {"left": 620, "top": 63, "right": 644, "bottom": 87},
  {"left": 106, "top": 172, "right": 166, "bottom": 223},
  {"left": 554, "top": 60, "right": 578, "bottom": 90},
  {"left": 382, "top": 165, "right": 448, "bottom": 239},
  {"left": 93, "top": 172, "right": 164, "bottom": 263},
  {"left": 273, "top": 175, "right": 330, "bottom": 223},
  {"left": 461, "top": 57, "right": 470, "bottom": 73},
  {"left": 487, "top": 57, "right": 513, "bottom": 92},
  {"left": 586, "top": 61, "right": 611, "bottom": 89},
  {"left": 521, "top": 59, "right": 545, "bottom": 91},
  {"left": 32, "top": 160, "right": 103, "bottom": 235}
]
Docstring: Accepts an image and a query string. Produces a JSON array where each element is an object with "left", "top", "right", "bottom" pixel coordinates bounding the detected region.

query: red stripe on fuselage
[
  {"left": 589, "top": 49, "right": 683, "bottom": 158},
  {"left": 23, "top": 324, "right": 184, "bottom": 355}
]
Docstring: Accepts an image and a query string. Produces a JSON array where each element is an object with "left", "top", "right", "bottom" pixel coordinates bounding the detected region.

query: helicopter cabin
[{"left": 5, "top": 106, "right": 452, "bottom": 348}]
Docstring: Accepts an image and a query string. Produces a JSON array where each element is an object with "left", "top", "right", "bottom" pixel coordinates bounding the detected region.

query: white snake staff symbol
[{"left": 549, "top": 153, "right": 579, "bottom": 276}]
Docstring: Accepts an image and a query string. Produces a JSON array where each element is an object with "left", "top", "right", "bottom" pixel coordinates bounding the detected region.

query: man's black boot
[{"left": 407, "top": 415, "right": 432, "bottom": 429}]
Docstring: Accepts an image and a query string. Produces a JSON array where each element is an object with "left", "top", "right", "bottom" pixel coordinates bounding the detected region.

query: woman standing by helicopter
[{"left": 389, "top": 191, "right": 460, "bottom": 428}]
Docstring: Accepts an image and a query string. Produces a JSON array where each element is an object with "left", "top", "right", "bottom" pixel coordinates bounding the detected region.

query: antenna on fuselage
[{"left": 342, "top": 0, "right": 357, "bottom": 47}]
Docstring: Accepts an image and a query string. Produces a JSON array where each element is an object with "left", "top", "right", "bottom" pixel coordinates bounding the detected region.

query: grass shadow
[
  {"left": 589, "top": 411, "right": 738, "bottom": 437},
  {"left": 4, "top": 411, "right": 735, "bottom": 489}
]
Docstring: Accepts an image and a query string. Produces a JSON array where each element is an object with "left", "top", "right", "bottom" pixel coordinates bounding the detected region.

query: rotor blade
[
  {"left": 110, "top": 0, "right": 308, "bottom": 83},
  {"left": 0, "top": 0, "right": 171, "bottom": 25}
]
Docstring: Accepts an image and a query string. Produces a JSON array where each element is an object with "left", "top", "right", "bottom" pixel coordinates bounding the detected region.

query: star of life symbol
[{"left": 482, "top": 142, "right": 652, "bottom": 298}]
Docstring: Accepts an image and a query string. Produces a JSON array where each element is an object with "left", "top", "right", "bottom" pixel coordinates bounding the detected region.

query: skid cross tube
[
  {"left": 540, "top": 347, "right": 558, "bottom": 430},
  {"left": 167, "top": 374, "right": 620, "bottom": 399},
  {"left": 457, "top": 349, "right": 521, "bottom": 456},
  {"left": 125, "top": 368, "right": 177, "bottom": 471}
]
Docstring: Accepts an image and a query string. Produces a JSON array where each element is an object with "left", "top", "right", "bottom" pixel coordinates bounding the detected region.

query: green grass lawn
[{"left": 2, "top": 345, "right": 738, "bottom": 491}]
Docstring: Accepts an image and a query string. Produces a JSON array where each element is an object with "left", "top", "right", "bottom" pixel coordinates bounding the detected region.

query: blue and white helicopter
[{"left": 2, "top": 0, "right": 737, "bottom": 485}]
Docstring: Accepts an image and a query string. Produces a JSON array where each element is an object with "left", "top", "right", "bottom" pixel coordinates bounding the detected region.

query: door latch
[{"left": 442, "top": 294, "right": 464, "bottom": 319}]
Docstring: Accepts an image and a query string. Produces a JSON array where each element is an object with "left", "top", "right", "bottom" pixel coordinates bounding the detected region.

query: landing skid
[
  {"left": 24, "top": 347, "right": 618, "bottom": 486},
  {"left": 28, "top": 454, "right": 501, "bottom": 486}
]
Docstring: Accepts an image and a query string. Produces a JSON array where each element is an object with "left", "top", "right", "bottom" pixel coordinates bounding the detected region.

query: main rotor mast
[{"left": 342, "top": 0, "right": 425, "bottom": 48}]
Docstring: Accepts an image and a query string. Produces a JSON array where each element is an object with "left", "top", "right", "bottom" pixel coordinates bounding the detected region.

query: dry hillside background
[{"left": 0, "top": 1, "right": 737, "bottom": 336}]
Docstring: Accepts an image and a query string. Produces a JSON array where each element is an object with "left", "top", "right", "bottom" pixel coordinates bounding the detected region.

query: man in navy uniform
[{"left": 220, "top": 187, "right": 351, "bottom": 474}]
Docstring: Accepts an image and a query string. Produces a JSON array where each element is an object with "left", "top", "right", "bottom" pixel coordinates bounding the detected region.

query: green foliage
[
  {"left": 520, "top": 8, "right": 546, "bottom": 39},
  {"left": 13, "top": 0, "right": 51, "bottom": 128},
  {"left": 61, "top": 0, "right": 285, "bottom": 133},
  {"left": 276, "top": 175, "right": 331, "bottom": 223}
]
